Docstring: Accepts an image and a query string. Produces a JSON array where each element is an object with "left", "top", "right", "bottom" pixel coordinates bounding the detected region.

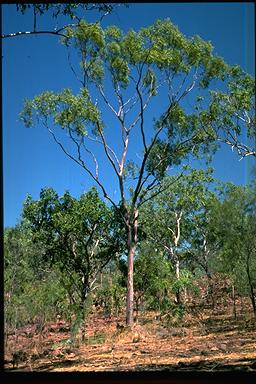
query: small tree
[
  {"left": 140, "top": 168, "right": 215, "bottom": 304},
  {"left": 22, "top": 187, "right": 121, "bottom": 335},
  {"left": 134, "top": 242, "right": 173, "bottom": 320},
  {"left": 4, "top": 225, "right": 66, "bottom": 352}
]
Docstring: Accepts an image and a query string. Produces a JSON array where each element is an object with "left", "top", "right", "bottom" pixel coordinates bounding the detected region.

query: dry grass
[{"left": 5, "top": 306, "right": 256, "bottom": 372}]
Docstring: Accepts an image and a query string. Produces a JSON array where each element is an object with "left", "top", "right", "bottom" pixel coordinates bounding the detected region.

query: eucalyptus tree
[
  {"left": 140, "top": 168, "right": 215, "bottom": 304},
  {"left": 184, "top": 190, "right": 223, "bottom": 308},
  {"left": 22, "top": 186, "right": 121, "bottom": 328},
  {"left": 20, "top": 19, "right": 251, "bottom": 325}
]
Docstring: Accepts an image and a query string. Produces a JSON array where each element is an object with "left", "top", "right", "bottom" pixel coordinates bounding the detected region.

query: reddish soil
[{"left": 4, "top": 305, "right": 256, "bottom": 372}]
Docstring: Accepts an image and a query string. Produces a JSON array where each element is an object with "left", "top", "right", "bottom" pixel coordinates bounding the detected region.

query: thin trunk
[
  {"left": 175, "top": 258, "right": 181, "bottom": 304},
  {"left": 172, "top": 212, "right": 182, "bottom": 305},
  {"left": 80, "top": 303, "right": 86, "bottom": 343},
  {"left": 206, "top": 271, "right": 215, "bottom": 309},
  {"left": 246, "top": 253, "right": 256, "bottom": 316},
  {"left": 184, "top": 287, "right": 187, "bottom": 303},
  {"left": 134, "top": 297, "right": 139, "bottom": 323},
  {"left": 232, "top": 284, "right": 237, "bottom": 320},
  {"left": 109, "top": 275, "right": 113, "bottom": 318},
  {"left": 249, "top": 284, "right": 256, "bottom": 316},
  {"left": 126, "top": 240, "right": 136, "bottom": 326},
  {"left": 80, "top": 277, "right": 89, "bottom": 342},
  {"left": 202, "top": 236, "right": 215, "bottom": 308}
]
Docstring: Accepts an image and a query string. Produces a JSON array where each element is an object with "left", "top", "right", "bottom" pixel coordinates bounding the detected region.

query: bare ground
[{"left": 4, "top": 307, "right": 256, "bottom": 372}]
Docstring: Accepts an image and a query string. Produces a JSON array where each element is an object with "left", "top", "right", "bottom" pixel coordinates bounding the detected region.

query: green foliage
[
  {"left": 96, "top": 277, "right": 126, "bottom": 317},
  {"left": 4, "top": 226, "right": 68, "bottom": 332},
  {"left": 141, "top": 168, "right": 215, "bottom": 246},
  {"left": 134, "top": 243, "right": 173, "bottom": 312},
  {"left": 19, "top": 17, "right": 253, "bottom": 201},
  {"left": 20, "top": 88, "right": 101, "bottom": 136},
  {"left": 17, "top": 3, "right": 118, "bottom": 20},
  {"left": 209, "top": 183, "right": 256, "bottom": 297},
  {"left": 4, "top": 226, "right": 34, "bottom": 298},
  {"left": 22, "top": 187, "right": 121, "bottom": 307},
  {"left": 17, "top": 16, "right": 255, "bottom": 326},
  {"left": 171, "top": 269, "right": 194, "bottom": 294},
  {"left": 195, "top": 67, "right": 255, "bottom": 156}
]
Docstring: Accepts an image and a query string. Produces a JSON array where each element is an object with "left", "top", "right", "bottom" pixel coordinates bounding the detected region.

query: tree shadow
[{"left": 135, "top": 357, "right": 256, "bottom": 372}]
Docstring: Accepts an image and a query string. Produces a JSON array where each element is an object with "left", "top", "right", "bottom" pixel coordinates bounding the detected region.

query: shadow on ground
[{"left": 135, "top": 358, "right": 256, "bottom": 372}]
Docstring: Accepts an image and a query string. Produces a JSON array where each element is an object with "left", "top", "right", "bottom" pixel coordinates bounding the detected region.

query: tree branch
[
  {"left": 1, "top": 22, "right": 78, "bottom": 39},
  {"left": 45, "top": 124, "right": 118, "bottom": 210},
  {"left": 96, "top": 121, "right": 120, "bottom": 177},
  {"left": 138, "top": 173, "right": 184, "bottom": 207}
]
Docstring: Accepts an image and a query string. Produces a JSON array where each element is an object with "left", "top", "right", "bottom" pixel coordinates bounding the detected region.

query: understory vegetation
[{"left": 4, "top": 174, "right": 256, "bottom": 371}]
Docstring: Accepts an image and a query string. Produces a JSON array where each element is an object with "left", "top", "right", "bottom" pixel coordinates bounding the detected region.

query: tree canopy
[{"left": 22, "top": 187, "right": 122, "bottom": 312}]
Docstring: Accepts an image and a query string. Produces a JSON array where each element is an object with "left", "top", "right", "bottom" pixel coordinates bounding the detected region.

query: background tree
[
  {"left": 94, "top": 258, "right": 127, "bottom": 319},
  {"left": 183, "top": 187, "right": 223, "bottom": 308},
  {"left": 4, "top": 225, "right": 66, "bottom": 350},
  {"left": 22, "top": 186, "right": 121, "bottom": 337},
  {"left": 20, "top": 18, "right": 252, "bottom": 325},
  {"left": 134, "top": 242, "right": 173, "bottom": 322},
  {"left": 140, "top": 168, "right": 215, "bottom": 305},
  {"left": 211, "top": 182, "right": 256, "bottom": 316}
]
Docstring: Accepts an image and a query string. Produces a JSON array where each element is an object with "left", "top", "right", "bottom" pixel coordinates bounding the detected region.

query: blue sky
[{"left": 3, "top": 2, "right": 255, "bottom": 227}]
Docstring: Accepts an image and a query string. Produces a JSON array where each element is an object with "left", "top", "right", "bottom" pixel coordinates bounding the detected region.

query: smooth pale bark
[
  {"left": 169, "top": 212, "right": 182, "bottom": 304},
  {"left": 126, "top": 209, "right": 138, "bottom": 326},
  {"left": 175, "top": 258, "right": 181, "bottom": 304},
  {"left": 126, "top": 243, "right": 135, "bottom": 325}
]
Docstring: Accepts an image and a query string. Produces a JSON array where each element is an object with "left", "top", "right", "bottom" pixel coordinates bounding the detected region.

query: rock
[
  {"left": 133, "top": 332, "right": 140, "bottom": 343},
  {"left": 219, "top": 343, "right": 227, "bottom": 351},
  {"left": 210, "top": 346, "right": 219, "bottom": 351}
]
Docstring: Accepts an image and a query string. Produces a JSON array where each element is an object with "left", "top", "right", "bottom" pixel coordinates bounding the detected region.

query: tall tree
[{"left": 20, "top": 19, "right": 251, "bottom": 325}]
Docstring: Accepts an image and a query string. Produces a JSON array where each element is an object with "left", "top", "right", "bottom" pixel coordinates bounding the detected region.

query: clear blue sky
[{"left": 3, "top": 2, "right": 255, "bottom": 227}]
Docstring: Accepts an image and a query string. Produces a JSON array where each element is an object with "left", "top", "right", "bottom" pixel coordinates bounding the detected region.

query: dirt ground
[{"left": 4, "top": 305, "right": 256, "bottom": 372}]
